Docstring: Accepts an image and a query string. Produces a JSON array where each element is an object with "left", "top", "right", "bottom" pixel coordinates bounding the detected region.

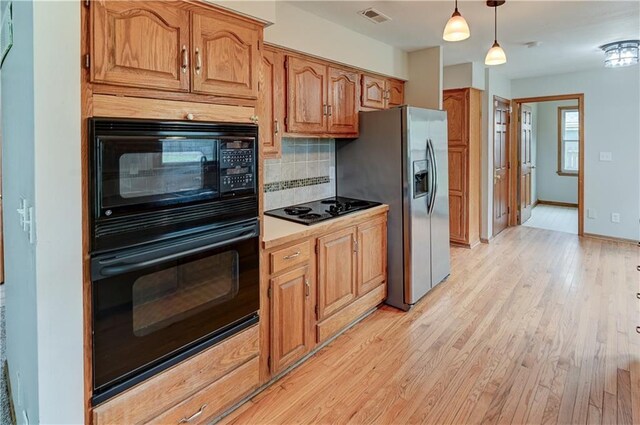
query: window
[{"left": 558, "top": 107, "right": 579, "bottom": 176}]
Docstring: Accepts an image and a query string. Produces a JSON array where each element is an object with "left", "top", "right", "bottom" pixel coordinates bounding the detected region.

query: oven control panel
[{"left": 220, "top": 140, "right": 256, "bottom": 194}]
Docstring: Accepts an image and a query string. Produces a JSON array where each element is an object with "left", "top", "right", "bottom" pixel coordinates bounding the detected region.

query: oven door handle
[{"left": 95, "top": 228, "right": 257, "bottom": 279}]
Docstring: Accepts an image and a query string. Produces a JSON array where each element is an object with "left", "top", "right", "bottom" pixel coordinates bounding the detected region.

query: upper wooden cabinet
[
  {"left": 259, "top": 47, "right": 285, "bottom": 158},
  {"left": 91, "top": 1, "right": 190, "bottom": 92},
  {"left": 191, "top": 10, "right": 261, "bottom": 98},
  {"left": 90, "top": 1, "right": 263, "bottom": 101},
  {"left": 285, "top": 56, "right": 359, "bottom": 137},
  {"left": 316, "top": 227, "right": 357, "bottom": 320},
  {"left": 443, "top": 88, "right": 482, "bottom": 248},
  {"left": 327, "top": 67, "right": 359, "bottom": 134},
  {"left": 360, "top": 74, "right": 405, "bottom": 110},
  {"left": 286, "top": 56, "right": 327, "bottom": 134},
  {"left": 387, "top": 79, "right": 405, "bottom": 108}
]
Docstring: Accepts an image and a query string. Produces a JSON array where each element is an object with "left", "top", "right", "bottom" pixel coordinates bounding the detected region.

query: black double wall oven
[{"left": 89, "top": 118, "right": 259, "bottom": 405}]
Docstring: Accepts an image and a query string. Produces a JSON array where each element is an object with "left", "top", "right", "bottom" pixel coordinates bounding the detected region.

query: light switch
[
  {"left": 587, "top": 208, "right": 597, "bottom": 219},
  {"left": 611, "top": 212, "right": 620, "bottom": 223},
  {"left": 599, "top": 152, "right": 612, "bottom": 161}
]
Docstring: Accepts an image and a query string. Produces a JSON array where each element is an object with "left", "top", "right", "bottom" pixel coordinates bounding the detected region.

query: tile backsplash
[{"left": 263, "top": 138, "right": 336, "bottom": 210}]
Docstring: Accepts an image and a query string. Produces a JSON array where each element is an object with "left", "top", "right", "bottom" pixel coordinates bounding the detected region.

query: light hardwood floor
[
  {"left": 221, "top": 226, "right": 639, "bottom": 425},
  {"left": 522, "top": 204, "right": 578, "bottom": 235}
]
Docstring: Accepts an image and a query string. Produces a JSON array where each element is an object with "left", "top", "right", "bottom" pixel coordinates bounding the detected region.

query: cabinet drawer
[
  {"left": 147, "top": 357, "right": 259, "bottom": 424},
  {"left": 93, "top": 326, "right": 258, "bottom": 425},
  {"left": 270, "top": 240, "right": 311, "bottom": 274}
]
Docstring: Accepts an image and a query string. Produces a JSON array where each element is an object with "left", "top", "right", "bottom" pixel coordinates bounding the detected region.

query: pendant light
[
  {"left": 485, "top": 1, "right": 507, "bottom": 66},
  {"left": 443, "top": 0, "right": 470, "bottom": 42}
]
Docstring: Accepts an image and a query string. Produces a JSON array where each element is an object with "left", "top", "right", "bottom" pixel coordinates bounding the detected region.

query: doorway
[
  {"left": 511, "top": 94, "right": 584, "bottom": 236},
  {"left": 492, "top": 96, "right": 510, "bottom": 237}
]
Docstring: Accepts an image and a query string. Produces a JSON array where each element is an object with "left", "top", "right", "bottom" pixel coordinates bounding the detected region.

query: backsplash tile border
[{"left": 264, "top": 176, "right": 331, "bottom": 193}]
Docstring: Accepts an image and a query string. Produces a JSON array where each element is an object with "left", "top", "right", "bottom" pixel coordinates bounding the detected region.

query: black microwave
[{"left": 89, "top": 118, "right": 259, "bottom": 253}]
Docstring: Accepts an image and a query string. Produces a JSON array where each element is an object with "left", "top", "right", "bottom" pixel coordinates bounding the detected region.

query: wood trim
[
  {"left": 557, "top": 106, "right": 580, "bottom": 175},
  {"left": 92, "top": 95, "right": 256, "bottom": 123},
  {"left": 511, "top": 93, "right": 585, "bottom": 236},
  {"left": 536, "top": 199, "right": 578, "bottom": 208},
  {"left": 582, "top": 232, "right": 639, "bottom": 245},
  {"left": 479, "top": 237, "right": 492, "bottom": 244}
]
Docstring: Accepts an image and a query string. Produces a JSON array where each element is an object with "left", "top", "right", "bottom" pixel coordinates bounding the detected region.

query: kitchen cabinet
[
  {"left": 317, "top": 227, "right": 358, "bottom": 320},
  {"left": 443, "top": 88, "right": 482, "bottom": 247},
  {"left": 285, "top": 56, "right": 359, "bottom": 136},
  {"left": 286, "top": 56, "right": 327, "bottom": 134},
  {"left": 327, "top": 67, "right": 359, "bottom": 134},
  {"left": 259, "top": 47, "right": 285, "bottom": 158},
  {"left": 261, "top": 208, "right": 388, "bottom": 380},
  {"left": 360, "top": 74, "right": 405, "bottom": 110},
  {"left": 191, "top": 10, "right": 261, "bottom": 98},
  {"left": 357, "top": 216, "right": 387, "bottom": 296},
  {"left": 386, "top": 79, "right": 405, "bottom": 108},
  {"left": 90, "top": 0, "right": 262, "bottom": 101},
  {"left": 91, "top": 1, "right": 191, "bottom": 92},
  {"left": 270, "top": 265, "right": 313, "bottom": 375}
]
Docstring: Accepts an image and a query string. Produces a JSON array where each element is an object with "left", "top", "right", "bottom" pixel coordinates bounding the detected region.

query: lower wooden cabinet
[
  {"left": 263, "top": 209, "right": 388, "bottom": 380},
  {"left": 317, "top": 227, "right": 357, "bottom": 320},
  {"left": 269, "top": 265, "right": 313, "bottom": 375},
  {"left": 357, "top": 216, "right": 387, "bottom": 296}
]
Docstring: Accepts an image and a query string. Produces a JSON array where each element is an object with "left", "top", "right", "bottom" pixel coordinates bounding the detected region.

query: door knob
[{"left": 531, "top": 165, "right": 536, "bottom": 169}]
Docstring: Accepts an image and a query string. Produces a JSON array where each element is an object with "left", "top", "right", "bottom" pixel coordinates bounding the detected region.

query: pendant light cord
[{"left": 494, "top": 6, "right": 498, "bottom": 43}]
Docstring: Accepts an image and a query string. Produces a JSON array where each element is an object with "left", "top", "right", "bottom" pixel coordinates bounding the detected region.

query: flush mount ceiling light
[
  {"left": 485, "top": 0, "right": 507, "bottom": 66},
  {"left": 443, "top": 0, "right": 470, "bottom": 42},
  {"left": 600, "top": 40, "right": 639, "bottom": 68}
]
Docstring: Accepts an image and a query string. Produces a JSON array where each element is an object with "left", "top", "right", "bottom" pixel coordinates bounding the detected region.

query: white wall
[
  {"left": 443, "top": 62, "right": 485, "bottom": 90},
  {"left": 406, "top": 46, "right": 443, "bottom": 109},
  {"left": 535, "top": 100, "right": 579, "bottom": 205},
  {"left": 210, "top": 0, "right": 276, "bottom": 23},
  {"left": 481, "top": 68, "right": 512, "bottom": 239},
  {"left": 2, "top": 1, "right": 84, "bottom": 423},
  {"left": 32, "top": 1, "right": 84, "bottom": 423},
  {"left": 512, "top": 67, "right": 640, "bottom": 240},
  {"left": 2, "top": 1, "right": 40, "bottom": 423},
  {"left": 265, "top": 2, "right": 408, "bottom": 79}
]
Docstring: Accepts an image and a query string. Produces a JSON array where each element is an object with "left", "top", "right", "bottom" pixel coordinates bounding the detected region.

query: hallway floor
[
  {"left": 522, "top": 204, "right": 578, "bottom": 234},
  {"left": 222, "top": 226, "right": 639, "bottom": 425}
]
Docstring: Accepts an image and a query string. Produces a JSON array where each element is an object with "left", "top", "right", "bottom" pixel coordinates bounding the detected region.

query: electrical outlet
[
  {"left": 587, "top": 208, "right": 597, "bottom": 219},
  {"left": 611, "top": 212, "right": 621, "bottom": 223},
  {"left": 599, "top": 152, "right": 613, "bottom": 161}
]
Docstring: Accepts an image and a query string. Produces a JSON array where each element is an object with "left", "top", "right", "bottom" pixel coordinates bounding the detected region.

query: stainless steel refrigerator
[{"left": 336, "top": 106, "right": 450, "bottom": 311}]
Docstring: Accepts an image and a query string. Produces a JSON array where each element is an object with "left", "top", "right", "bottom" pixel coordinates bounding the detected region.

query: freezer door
[
  {"left": 428, "top": 111, "right": 451, "bottom": 287},
  {"left": 404, "top": 107, "right": 432, "bottom": 305}
]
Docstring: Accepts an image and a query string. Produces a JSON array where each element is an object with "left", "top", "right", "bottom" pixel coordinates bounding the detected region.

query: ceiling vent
[{"left": 359, "top": 8, "right": 391, "bottom": 24}]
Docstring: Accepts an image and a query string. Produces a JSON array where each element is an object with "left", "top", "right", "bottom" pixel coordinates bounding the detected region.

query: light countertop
[{"left": 262, "top": 204, "right": 389, "bottom": 249}]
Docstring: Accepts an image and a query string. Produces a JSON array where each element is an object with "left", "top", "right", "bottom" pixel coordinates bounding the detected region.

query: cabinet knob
[
  {"left": 250, "top": 115, "right": 259, "bottom": 124},
  {"left": 186, "top": 113, "right": 194, "bottom": 121}
]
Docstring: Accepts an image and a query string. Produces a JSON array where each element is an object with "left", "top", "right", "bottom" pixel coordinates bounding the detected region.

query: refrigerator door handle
[{"left": 427, "top": 138, "right": 438, "bottom": 215}]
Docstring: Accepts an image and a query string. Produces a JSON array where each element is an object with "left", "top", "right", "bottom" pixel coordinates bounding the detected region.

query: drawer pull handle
[
  {"left": 179, "top": 404, "right": 207, "bottom": 424},
  {"left": 305, "top": 278, "right": 310, "bottom": 297},
  {"left": 284, "top": 251, "right": 301, "bottom": 260},
  {"left": 195, "top": 48, "right": 202, "bottom": 75},
  {"left": 181, "top": 45, "right": 188, "bottom": 74}
]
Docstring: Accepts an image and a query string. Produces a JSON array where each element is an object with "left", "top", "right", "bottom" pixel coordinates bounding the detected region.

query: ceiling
[{"left": 287, "top": 1, "right": 640, "bottom": 79}]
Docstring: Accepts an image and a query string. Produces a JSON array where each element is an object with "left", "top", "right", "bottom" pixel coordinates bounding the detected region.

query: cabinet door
[
  {"left": 91, "top": 1, "right": 190, "bottom": 91},
  {"left": 317, "top": 227, "right": 357, "bottom": 319},
  {"left": 386, "top": 79, "right": 405, "bottom": 108},
  {"left": 286, "top": 56, "right": 327, "bottom": 134},
  {"left": 360, "top": 74, "right": 387, "bottom": 109},
  {"left": 270, "top": 266, "right": 312, "bottom": 375},
  {"left": 327, "top": 67, "right": 359, "bottom": 134},
  {"left": 357, "top": 217, "right": 387, "bottom": 296},
  {"left": 191, "top": 11, "right": 260, "bottom": 98},
  {"left": 448, "top": 146, "right": 468, "bottom": 243},
  {"left": 259, "top": 48, "right": 285, "bottom": 158},
  {"left": 443, "top": 89, "right": 468, "bottom": 146}
]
